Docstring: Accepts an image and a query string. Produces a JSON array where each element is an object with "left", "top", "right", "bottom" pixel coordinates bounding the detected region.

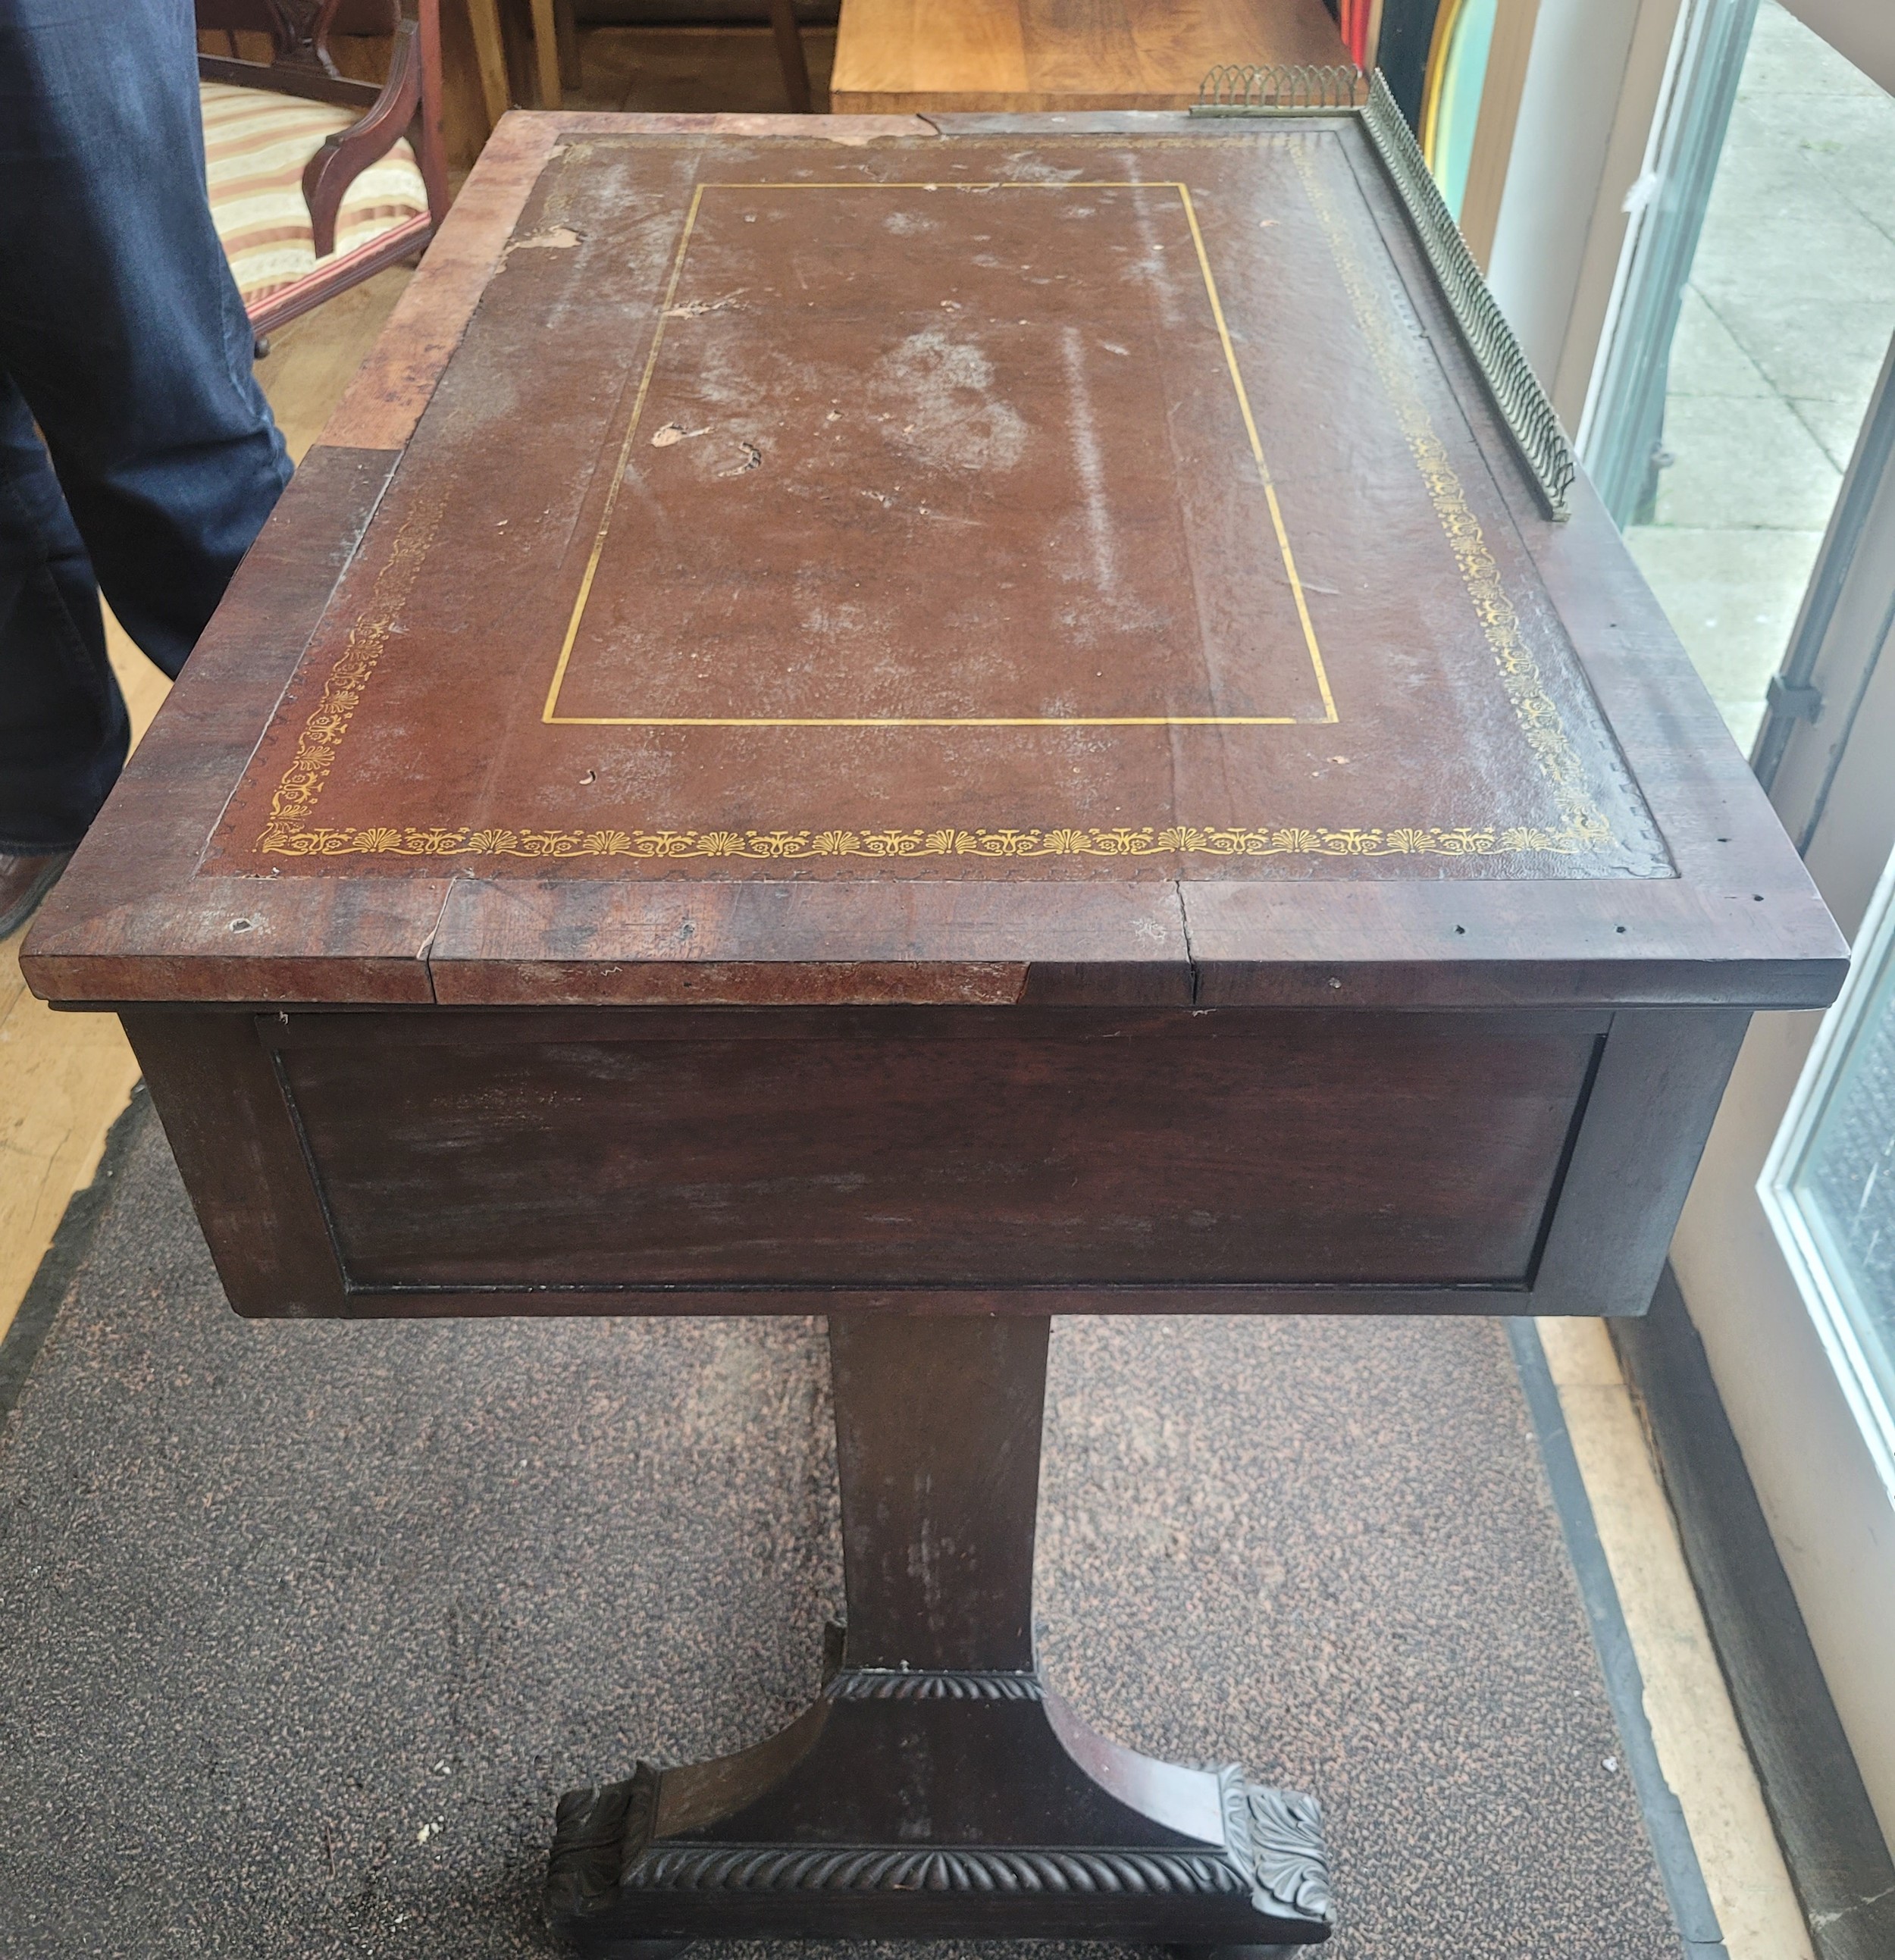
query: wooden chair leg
[
  {"left": 465, "top": 0, "right": 512, "bottom": 131},
  {"left": 765, "top": 0, "right": 812, "bottom": 114},
  {"left": 528, "top": 0, "right": 562, "bottom": 109},
  {"left": 553, "top": 0, "right": 581, "bottom": 91}
]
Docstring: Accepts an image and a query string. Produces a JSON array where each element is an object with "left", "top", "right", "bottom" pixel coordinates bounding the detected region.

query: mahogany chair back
[{"left": 195, "top": 0, "right": 449, "bottom": 333}]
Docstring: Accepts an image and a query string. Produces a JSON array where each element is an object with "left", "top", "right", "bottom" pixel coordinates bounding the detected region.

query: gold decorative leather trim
[
  {"left": 257, "top": 491, "right": 441, "bottom": 859},
  {"left": 260, "top": 820, "right": 1608, "bottom": 862},
  {"left": 1289, "top": 141, "right": 1603, "bottom": 851}
]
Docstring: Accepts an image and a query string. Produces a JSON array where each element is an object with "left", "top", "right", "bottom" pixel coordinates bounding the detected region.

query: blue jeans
[{"left": 0, "top": 0, "right": 291, "bottom": 853}]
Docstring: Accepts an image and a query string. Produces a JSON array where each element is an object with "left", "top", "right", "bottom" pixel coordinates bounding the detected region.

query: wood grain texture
[
  {"left": 1532, "top": 1008, "right": 1752, "bottom": 1318},
  {"left": 426, "top": 878, "right": 1192, "bottom": 1006},
  {"left": 265, "top": 1003, "right": 1600, "bottom": 1295},
  {"left": 1612, "top": 1273, "right": 1895, "bottom": 1960},
  {"left": 1538, "top": 1313, "right": 1817, "bottom": 1960},
  {"left": 465, "top": 0, "right": 512, "bottom": 128},
  {"left": 0, "top": 928, "right": 142, "bottom": 1346},
  {"left": 112, "top": 997, "right": 1748, "bottom": 1325},
  {"left": 832, "top": 1312, "right": 1045, "bottom": 1670},
  {"left": 121, "top": 1012, "right": 345, "bottom": 1319},
  {"left": 0, "top": 608, "right": 171, "bottom": 1348},
  {"left": 319, "top": 111, "right": 563, "bottom": 452},
  {"left": 23, "top": 113, "right": 1845, "bottom": 1015},
  {"left": 829, "top": 0, "right": 1345, "bottom": 112}
]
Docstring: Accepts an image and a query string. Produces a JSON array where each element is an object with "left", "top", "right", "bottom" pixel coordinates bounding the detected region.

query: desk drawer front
[{"left": 266, "top": 1010, "right": 1602, "bottom": 1295}]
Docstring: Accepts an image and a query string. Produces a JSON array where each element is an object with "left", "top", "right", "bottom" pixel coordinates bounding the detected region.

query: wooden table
[
  {"left": 26, "top": 94, "right": 1844, "bottom": 1954},
  {"left": 830, "top": 0, "right": 1346, "bottom": 114}
]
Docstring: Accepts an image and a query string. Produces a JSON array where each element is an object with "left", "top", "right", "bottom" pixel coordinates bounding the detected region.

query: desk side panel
[
  {"left": 117, "top": 1002, "right": 1749, "bottom": 1323},
  {"left": 122, "top": 1013, "right": 346, "bottom": 1317},
  {"left": 1532, "top": 1007, "right": 1752, "bottom": 1317}
]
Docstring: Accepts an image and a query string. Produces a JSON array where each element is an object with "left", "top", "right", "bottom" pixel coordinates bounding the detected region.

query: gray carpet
[{"left": 0, "top": 1096, "right": 1684, "bottom": 1958}]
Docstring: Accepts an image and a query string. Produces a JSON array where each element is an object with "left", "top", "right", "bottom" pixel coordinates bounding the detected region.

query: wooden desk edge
[
  {"left": 25, "top": 955, "right": 1846, "bottom": 1013},
  {"left": 831, "top": 90, "right": 1209, "bottom": 114}
]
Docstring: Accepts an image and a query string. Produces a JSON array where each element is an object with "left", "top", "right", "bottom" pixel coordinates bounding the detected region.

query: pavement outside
[
  {"left": 0, "top": 1098, "right": 1689, "bottom": 1958},
  {"left": 1626, "top": 0, "right": 1895, "bottom": 750}
]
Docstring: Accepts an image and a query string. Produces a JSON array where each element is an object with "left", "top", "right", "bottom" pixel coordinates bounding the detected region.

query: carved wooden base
[
  {"left": 546, "top": 1315, "right": 1332, "bottom": 1952},
  {"left": 547, "top": 1666, "right": 1330, "bottom": 1949}
]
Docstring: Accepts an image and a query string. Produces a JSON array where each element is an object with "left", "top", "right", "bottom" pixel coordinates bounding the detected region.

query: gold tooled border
[
  {"left": 1289, "top": 138, "right": 1601, "bottom": 847},
  {"left": 258, "top": 821, "right": 1612, "bottom": 862}
]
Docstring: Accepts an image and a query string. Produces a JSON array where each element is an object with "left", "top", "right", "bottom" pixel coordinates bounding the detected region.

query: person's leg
[
  {"left": 0, "top": 0, "right": 290, "bottom": 872},
  {"left": 0, "top": 372, "right": 126, "bottom": 864}
]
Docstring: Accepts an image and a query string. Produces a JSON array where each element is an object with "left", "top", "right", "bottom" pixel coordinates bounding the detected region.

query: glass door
[
  {"left": 1671, "top": 381, "right": 1895, "bottom": 1843},
  {"left": 1593, "top": 0, "right": 1895, "bottom": 750},
  {"left": 1764, "top": 852, "right": 1895, "bottom": 1492},
  {"left": 1584, "top": 0, "right": 1895, "bottom": 1849}
]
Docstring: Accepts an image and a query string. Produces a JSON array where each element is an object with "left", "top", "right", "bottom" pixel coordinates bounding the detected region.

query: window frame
[{"left": 1761, "top": 841, "right": 1895, "bottom": 1503}]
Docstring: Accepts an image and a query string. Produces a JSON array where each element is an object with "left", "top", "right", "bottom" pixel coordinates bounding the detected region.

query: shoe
[{"left": 0, "top": 850, "right": 74, "bottom": 941}]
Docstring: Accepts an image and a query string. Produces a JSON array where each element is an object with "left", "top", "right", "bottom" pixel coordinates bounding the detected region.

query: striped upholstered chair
[{"left": 196, "top": 0, "right": 449, "bottom": 338}]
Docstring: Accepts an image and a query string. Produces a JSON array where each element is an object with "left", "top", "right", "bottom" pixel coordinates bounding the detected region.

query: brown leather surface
[{"left": 208, "top": 127, "right": 1667, "bottom": 886}]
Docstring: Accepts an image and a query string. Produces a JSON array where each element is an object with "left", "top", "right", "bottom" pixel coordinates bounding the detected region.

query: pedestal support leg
[
  {"left": 548, "top": 1315, "right": 1333, "bottom": 1951},
  {"left": 832, "top": 1310, "right": 1045, "bottom": 1673}
]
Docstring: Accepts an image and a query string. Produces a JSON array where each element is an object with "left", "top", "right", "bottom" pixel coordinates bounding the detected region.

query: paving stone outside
[{"left": 1627, "top": 1, "right": 1895, "bottom": 750}]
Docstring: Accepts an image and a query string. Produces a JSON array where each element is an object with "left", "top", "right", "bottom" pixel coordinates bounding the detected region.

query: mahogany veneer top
[{"left": 24, "top": 113, "right": 1845, "bottom": 1011}]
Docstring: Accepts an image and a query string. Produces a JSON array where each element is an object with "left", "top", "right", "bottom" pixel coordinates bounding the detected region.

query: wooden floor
[
  {"left": 1538, "top": 1320, "right": 1813, "bottom": 1958},
  {"left": 0, "top": 37, "right": 1818, "bottom": 1955}
]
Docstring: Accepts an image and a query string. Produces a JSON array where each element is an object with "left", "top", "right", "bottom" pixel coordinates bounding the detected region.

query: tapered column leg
[
  {"left": 547, "top": 1315, "right": 1332, "bottom": 1952},
  {"left": 832, "top": 1310, "right": 1045, "bottom": 1672}
]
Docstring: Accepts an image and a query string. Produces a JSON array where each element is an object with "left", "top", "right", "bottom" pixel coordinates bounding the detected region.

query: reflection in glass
[
  {"left": 1790, "top": 929, "right": 1895, "bottom": 1417},
  {"left": 1422, "top": 0, "right": 1498, "bottom": 221}
]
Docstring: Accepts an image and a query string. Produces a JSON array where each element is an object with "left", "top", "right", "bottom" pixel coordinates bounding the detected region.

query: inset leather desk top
[
  {"left": 24, "top": 111, "right": 1845, "bottom": 1013},
  {"left": 222, "top": 124, "right": 1659, "bottom": 885}
]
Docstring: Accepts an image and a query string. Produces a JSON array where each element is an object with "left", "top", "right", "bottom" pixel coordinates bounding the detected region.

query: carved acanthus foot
[
  {"left": 1219, "top": 1768, "right": 1335, "bottom": 1927},
  {"left": 548, "top": 1684, "right": 1333, "bottom": 1949}
]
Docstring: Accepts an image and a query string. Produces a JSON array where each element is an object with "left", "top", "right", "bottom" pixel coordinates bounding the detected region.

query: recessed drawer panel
[{"left": 268, "top": 1009, "right": 1603, "bottom": 1294}]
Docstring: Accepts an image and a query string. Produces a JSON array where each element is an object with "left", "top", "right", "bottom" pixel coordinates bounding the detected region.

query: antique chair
[{"left": 196, "top": 0, "right": 449, "bottom": 338}]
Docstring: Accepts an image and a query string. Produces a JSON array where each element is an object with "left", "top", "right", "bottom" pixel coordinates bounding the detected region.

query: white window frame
[{"left": 1761, "top": 843, "right": 1895, "bottom": 1506}]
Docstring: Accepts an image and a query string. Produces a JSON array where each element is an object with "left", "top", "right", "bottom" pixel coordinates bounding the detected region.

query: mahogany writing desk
[{"left": 25, "top": 86, "right": 1846, "bottom": 1955}]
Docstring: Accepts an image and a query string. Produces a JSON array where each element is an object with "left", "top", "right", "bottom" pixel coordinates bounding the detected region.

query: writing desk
[
  {"left": 25, "top": 92, "right": 1845, "bottom": 1954},
  {"left": 830, "top": 0, "right": 1347, "bottom": 114}
]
